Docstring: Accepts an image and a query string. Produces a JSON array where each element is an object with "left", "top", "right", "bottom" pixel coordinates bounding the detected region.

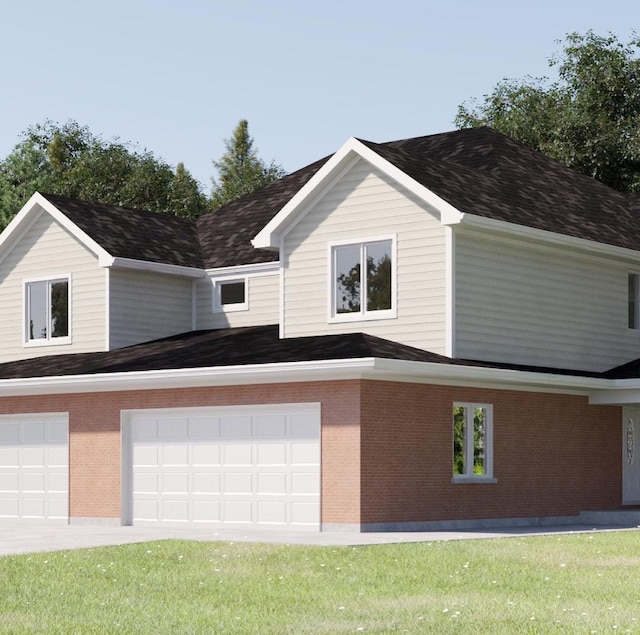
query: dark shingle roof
[
  {"left": 40, "top": 127, "right": 640, "bottom": 269},
  {"left": 0, "top": 325, "right": 453, "bottom": 379},
  {"left": 43, "top": 193, "right": 203, "bottom": 268},
  {"left": 196, "top": 157, "right": 327, "bottom": 268},
  {"left": 0, "top": 325, "right": 606, "bottom": 380},
  {"left": 368, "top": 128, "right": 640, "bottom": 251}
]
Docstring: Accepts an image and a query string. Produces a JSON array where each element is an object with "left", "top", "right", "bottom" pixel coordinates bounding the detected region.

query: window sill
[
  {"left": 24, "top": 337, "right": 72, "bottom": 348},
  {"left": 213, "top": 303, "right": 249, "bottom": 313},
  {"left": 329, "top": 309, "right": 397, "bottom": 324},
  {"left": 452, "top": 475, "right": 498, "bottom": 484}
]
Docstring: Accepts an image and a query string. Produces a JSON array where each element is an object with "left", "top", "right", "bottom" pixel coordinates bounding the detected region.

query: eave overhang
[{"left": 0, "top": 356, "right": 611, "bottom": 398}]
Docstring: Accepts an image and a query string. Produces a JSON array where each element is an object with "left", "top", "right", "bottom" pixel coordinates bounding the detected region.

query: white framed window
[
  {"left": 329, "top": 235, "right": 396, "bottom": 321},
  {"left": 452, "top": 403, "right": 495, "bottom": 483},
  {"left": 24, "top": 275, "right": 71, "bottom": 346},
  {"left": 629, "top": 273, "right": 639, "bottom": 330},
  {"left": 213, "top": 278, "right": 248, "bottom": 312}
]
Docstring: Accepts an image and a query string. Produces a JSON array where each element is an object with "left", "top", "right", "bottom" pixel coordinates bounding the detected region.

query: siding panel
[
  {"left": 195, "top": 274, "right": 279, "bottom": 330},
  {"left": 109, "top": 270, "right": 193, "bottom": 349},
  {"left": 283, "top": 159, "right": 447, "bottom": 353},
  {"left": 0, "top": 212, "right": 106, "bottom": 362},
  {"left": 455, "top": 229, "right": 640, "bottom": 371}
]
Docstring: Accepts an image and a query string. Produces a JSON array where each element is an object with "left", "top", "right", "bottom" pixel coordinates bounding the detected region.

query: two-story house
[{"left": 1, "top": 126, "right": 640, "bottom": 533}]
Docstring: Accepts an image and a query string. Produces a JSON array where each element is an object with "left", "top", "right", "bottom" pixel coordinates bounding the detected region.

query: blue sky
[{"left": 1, "top": 0, "right": 637, "bottom": 191}]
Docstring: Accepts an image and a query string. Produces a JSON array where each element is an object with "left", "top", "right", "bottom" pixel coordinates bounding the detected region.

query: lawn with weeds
[{"left": 1, "top": 530, "right": 640, "bottom": 633}]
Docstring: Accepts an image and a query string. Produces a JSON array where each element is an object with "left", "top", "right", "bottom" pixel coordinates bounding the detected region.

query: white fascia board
[
  {"left": 0, "top": 356, "right": 611, "bottom": 398},
  {"left": 206, "top": 261, "right": 279, "bottom": 278},
  {"left": 108, "top": 257, "right": 206, "bottom": 278},
  {"left": 589, "top": 378, "right": 640, "bottom": 404},
  {"left": 252, "top": 138, "right": 464, "bottom": 249},
  {"left": 458, "top": 213, "right": 640, "bottom": 263},
  {"left": 0, "top": 192, "right": 112, "bottom": 266}
]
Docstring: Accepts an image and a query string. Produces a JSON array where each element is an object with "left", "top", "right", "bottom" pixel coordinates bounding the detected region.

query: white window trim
[
  {"left": 327, "top": 234, "right": 397, "bottom": 323},
  {"left": 452, "top": 402, "right": 496, "bottom": 484},
  {"left": 212, "top": 276, "right": 249, "bottom": 313},
  {"left": 23, "top": 273, "right": 72, "bottom": 347}
]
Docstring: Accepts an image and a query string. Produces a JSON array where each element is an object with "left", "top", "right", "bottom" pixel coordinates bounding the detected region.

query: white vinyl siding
[
  {"left": 282, "top": 159, "right": 447, "bottom": 353},
  {"left": 454, "top": 228, "right": 640, "bottom": 372},
  {"left": 0, "top": 212, "right": 106, "bottom": 362},
  {"left": 109, "top": 269, "right": 193, "bottom": 349},
  {"left": 195, "top": 273, "right": 280, "bottom": 330}
]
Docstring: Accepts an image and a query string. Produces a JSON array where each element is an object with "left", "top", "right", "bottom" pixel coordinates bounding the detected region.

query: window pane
[
  {"left": 453, "top": 406, "right": 466, "bottom": 475},
  {"left": 27, "top": 281, "right": 48, "bottom": 340},
  {"left": 220, "top": 281, "right": 245, "bottom": 305},
  {"left": 50, "top": 280, "right": 69, "bottom": 338},
  {"left": 630, "top": 274, "right": 638, "bottom": 329},
  {"left": 473, "top": 407, "right": 486, "bottom": 475},
  {"left": 365, "top": 240, "right": 392, "bottom": 311},
  {"left": 335, "top": 245, "right": 361, "bottom": 313}
]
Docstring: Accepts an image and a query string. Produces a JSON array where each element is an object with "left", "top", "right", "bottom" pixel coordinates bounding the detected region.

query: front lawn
[{"left": 1, "top": 530, "right": 639, "bottom": 633}]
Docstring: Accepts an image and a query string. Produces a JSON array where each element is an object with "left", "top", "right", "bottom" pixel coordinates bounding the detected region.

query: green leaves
[
  {"left": 456, "top": 31, "right": 640, "bottom": 193},
  {"left": 0, "top": 120, "right": 209, "bottom": 230}
]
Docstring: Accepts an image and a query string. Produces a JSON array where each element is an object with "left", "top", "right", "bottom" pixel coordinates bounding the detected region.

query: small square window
[
  {"left": 25, "top": 276, "right": 70, "bottom": 345},
  {"left": 213, "top": 278, "right": 248, "bottom": 312}
]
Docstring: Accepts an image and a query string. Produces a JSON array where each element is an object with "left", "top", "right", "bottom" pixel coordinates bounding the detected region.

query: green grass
[{"left": 1, "top": 531, "right": 640, "bottom": 634}]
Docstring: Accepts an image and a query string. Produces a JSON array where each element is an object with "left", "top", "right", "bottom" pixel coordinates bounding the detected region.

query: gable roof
[
  {"left": 3, "top": 128, "right": 640, "bottom": 272},
  {"left": 255, "top": 127, "right": 640, "bottom": 253},
  {"left": 41, "top": 193, "right": 204, "bottom": 269}
]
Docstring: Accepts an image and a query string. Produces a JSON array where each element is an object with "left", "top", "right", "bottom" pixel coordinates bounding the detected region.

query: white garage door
[
  {"left": 0, "top": 413, "right": 69, "bottom": 520},
  {"left": 122, "top": 404, "right": 320, "bottom": 529}
]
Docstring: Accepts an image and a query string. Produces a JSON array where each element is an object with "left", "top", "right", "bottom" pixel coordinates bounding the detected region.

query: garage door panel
[
  {"left": 189, "top": 416, "right": 220, "bottom": 440},
  {"left": 291, "top": 442, "right": 320, "bottom": 465},
  {"left": 0, "top": 424, "right": 19, "bottom": 443},
  {"left": 223, "top": 444, "right": 252, "bottom": 466},
  {"left": 193, "top": 444, "right": 221, "bottom": 465},
  {"left": 193, "top": 500, "right": 220, "bottom": 522},
  {"left": 127, "top": 405, "right": 320, "bottom": 529},
  {"left": 162, "top": 445, "right": 188, "bottom": 466},
  {"left": 162, "top": 472, "right": 189, "bottom": 493},
  {"left": 0, "top": 414, "right": 68, "bottom": 521},
  {"left": 221, "top": 416, "right": 252, "bottom": 439},
  {"left": 193, "top": 472, "right": 220, "bottom": 493},
  {"left": 158, "top": 418, "right": 188, "bottom": 439}
]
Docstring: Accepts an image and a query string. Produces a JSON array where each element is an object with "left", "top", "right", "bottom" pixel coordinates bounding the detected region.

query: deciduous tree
[{"left": 456, "top": 31, "right": 640, "bottom": 192}]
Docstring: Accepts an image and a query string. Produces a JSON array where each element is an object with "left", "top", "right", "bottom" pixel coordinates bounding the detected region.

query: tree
[
  {"left": 456, "top": 31, "right": 640, "bottom": 193},
  {"left": 210, "top": 119, "right": 285, "bottom": 209},
  {"left": 0, "top": 120, "right": 208, "bottom": 229}
]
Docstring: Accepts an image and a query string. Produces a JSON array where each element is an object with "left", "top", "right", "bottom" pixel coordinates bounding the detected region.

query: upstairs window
[
  {"left": 330, "top": 237, "right": 395, "bottom": 320},
  {"left": 629, "top": 273, "right": 639, "bottom": 329},
  {"left": 25, "top": 277, "right": 70, "bottom": 344},
  {"left": 453, "top": 403, "right": 494, "bottom": 481},
  {"left": 213, "top": 278, "right": 248, "bottom": 312}
]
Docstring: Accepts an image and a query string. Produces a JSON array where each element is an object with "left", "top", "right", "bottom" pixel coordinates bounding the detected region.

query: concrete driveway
[{"left": 1, "top": 521, "right": 638, "bottom": 556}]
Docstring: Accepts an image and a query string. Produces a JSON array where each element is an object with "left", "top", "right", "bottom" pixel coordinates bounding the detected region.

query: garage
[
  {"left": 0, "top": 413, "right": 69, "bottom": 520},
  {"left": 121, "top": 404, "right": 321, "bottom": 529}
]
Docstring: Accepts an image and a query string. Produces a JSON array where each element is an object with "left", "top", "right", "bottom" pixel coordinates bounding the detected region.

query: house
[{"left": 1, "top": 126, "right": 640, "bottom": 532}]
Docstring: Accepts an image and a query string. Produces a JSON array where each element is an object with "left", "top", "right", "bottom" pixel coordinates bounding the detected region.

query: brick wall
[
  {"left": 360, "top": 381, "right": 622, "bottom": 524},
  {"left": 0, "top": 378, "right": 623, "bottom": 527},
  {"left": 0, "top": 381, "right": 361, "bottom": 523}
]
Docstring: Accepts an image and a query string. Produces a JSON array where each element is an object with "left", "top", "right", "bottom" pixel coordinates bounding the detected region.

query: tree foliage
[
  {"left": 456, "top": 31, "right": 640, "bottom": 193},
  {"left": 210, "top": 119, "right": 285, "bottom": 210},
  {"left": 0, "top": 120, "right": 208, "bottom": 230}
]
